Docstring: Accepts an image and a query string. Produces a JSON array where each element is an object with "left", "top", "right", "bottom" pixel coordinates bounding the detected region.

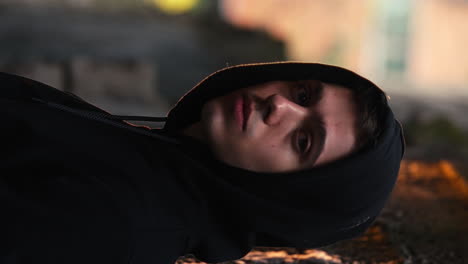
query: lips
[
  {"left": 242, "top": 94, "right": 252, "bottom": 131},
  {"left": 235, "top": 95, "right": 244, "bottom": 130},
  {"left": 234, "top": 94, "right": 252, "bottom": 131}
]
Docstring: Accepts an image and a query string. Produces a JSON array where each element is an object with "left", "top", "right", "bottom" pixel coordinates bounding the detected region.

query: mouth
[
  {"left": 242, "top": 94, "right": 252, "bottom": 131},
  {"left": 234, "top": 94, "right": 252, "bottom": 131}
]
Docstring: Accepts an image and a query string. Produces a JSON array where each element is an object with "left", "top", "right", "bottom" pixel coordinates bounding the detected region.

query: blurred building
[
  {"left": 0, "top": 0, "right": 93, "bottom": 7},
  {"left": 3, "top": 0, "right": 467, "bottom": 100},
  {"left": 221, "top": 0, "right": 468, "bottom": 99},
  {"left": 0, "top": 0, "right": 284, "bottom": 114}
]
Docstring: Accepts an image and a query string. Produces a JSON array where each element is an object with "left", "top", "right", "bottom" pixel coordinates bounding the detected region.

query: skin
[{"left": 182, "top": 80, "right": 358, "bottom": 173}]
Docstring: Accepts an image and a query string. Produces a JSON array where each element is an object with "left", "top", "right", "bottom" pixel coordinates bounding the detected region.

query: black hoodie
[{"left": 0, "top": 62, "right": 405, "bottom": 264}]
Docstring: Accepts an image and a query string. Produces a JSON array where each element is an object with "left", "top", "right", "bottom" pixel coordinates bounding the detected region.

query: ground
[{"left": 176, "top": 160, "right": 468, "bottom": 264}]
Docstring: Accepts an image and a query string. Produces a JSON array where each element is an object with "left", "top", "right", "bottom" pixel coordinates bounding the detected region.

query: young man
[{"left": 1, "top": 62, "right": 404, "bottom": 263}]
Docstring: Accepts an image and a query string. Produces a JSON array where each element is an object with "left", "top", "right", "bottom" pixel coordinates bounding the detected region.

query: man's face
[{"left": 183, "top": 80, "right": 358, "bottom": 172}]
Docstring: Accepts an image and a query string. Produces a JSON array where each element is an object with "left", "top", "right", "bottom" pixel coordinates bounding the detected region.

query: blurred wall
[
  {"left": 408, "top": 0, "right": 468, "bottom": 89},
  {"left": 221, "top": 0, "right": 468, "bottom": 100},
  {"left": 221, "top": 0, "right": 373, "bottom": 68}
]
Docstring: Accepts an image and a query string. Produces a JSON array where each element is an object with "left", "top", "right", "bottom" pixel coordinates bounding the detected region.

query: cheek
[
  {"left": 201, "top": 103, "right": 297, "bottom": 172},
  {"left": 201, "top": 100, "right": 226, "bottom": 141},
  {"left": 239, "top": 142, "right": 297, "bottom": 172}
]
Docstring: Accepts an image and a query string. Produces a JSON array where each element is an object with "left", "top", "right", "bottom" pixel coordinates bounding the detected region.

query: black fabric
[
  {"left": 0, "top": 62, "right": 405, "bottom": 264},
  {"left": 0, "top": 73, "right": 193, "bottom": 263}
]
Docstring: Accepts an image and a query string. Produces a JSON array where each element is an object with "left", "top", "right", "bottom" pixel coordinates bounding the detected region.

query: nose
[{"left": 264, "top": 94, "right": 308, "bottom": 126}]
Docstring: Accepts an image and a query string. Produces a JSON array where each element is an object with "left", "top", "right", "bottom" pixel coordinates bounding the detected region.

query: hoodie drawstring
[
  {"left": 107, "top": 115, "right": 167, "bottom": 122},
  {"left": 31, "top": 97, "right": 180, "bottom": 145}
]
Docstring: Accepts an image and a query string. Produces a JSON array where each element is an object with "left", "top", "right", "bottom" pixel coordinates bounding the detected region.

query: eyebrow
[{"left": 305, "top": 81, "right": 327, "bottom": 166}]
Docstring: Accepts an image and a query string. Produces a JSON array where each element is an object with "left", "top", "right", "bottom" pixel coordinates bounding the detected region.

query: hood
[{"left": 163, "top": 62, "right": 405, "bottom": 263}]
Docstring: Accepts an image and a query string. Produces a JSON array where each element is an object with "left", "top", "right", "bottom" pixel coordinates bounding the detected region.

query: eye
[
  {"left": 295, "top": 130, "right": 311, "bottom": 156},
  {"left": 295, "top": 83, "right": 311, "bottom": 106}
]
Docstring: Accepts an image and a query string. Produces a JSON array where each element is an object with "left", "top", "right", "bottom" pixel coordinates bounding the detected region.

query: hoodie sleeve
[{"left": 0, "top": 73, "right": 190, "bottom": 264}]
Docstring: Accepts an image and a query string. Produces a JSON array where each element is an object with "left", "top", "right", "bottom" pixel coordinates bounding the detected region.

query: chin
[{"left": 201, "top": 101, "right": 225, "bottom": 142}]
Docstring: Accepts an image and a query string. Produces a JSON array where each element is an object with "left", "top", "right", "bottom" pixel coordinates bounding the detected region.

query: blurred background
[
  {"left": 0, "top": 0, "right": 467, "bottom": 161},
  {"left": 1, "top": 1, "right": 467, "bottom": 263}
]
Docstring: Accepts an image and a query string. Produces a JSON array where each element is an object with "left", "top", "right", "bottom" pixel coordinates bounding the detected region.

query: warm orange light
[
  {"left": 243, "top": 249, "right": 342, "bottom": 263},
  {"left": 400, "top": 160, "right": 468, "bottom": 198}
]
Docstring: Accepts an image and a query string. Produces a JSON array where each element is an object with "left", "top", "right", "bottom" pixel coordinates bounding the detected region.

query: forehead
[{"left": 318, "top": 83, "right": 356, "bottom": 112}]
